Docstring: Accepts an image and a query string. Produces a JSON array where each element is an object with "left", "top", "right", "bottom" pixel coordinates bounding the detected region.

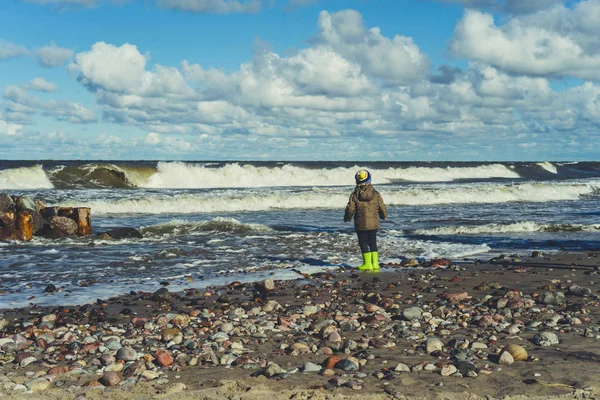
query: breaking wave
[
  {"left": 140, "top": 217, "right": 272, "bottom": 236},
  {"left": 0, "top": 165, "right": 53, "bottom": 190},
  {"left": 62, "top": 181, "right": 599, "bottom": 215},
  {"left": 414, "top": 221, "right": 600, "bottom": 235}
]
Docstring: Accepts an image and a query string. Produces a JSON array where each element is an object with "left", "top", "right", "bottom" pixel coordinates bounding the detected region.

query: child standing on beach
[{"left": 344, "top": 169, "right": 387, "bottom": 271}]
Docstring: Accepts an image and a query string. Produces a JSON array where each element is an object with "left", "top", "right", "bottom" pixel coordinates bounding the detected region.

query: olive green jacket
[{"left": 344, "top": 184, "right": 387, "bottom": 231}]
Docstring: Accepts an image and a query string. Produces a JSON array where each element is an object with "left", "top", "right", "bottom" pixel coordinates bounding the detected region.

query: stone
[
  {"left": 141, "top": 370, "right": 160, "bottom": 380},
  {"left": 155, "top": 349, "right": 174, "bottom": 367},
  {"left": 49, "top": 216, "right": 78, "bottom": 236},
  {"left": 100, "top": 371, "right": 121, "bottom": 387},
  {"left": 533, "top": 332, "right": 560, "bottom": 346},
  {"left": 542, "top": 292, "right": 565, "bottom": 306},
  {"left": 220, "top": 322, "right": 234, "bottom": 333},
  {"left": 116, "top": 346, "right": 137, "bottom": 361},
  {"left": 15, "top": 196, "right": 35, "bottom": 212},
  {"left": 334, "top": 358, "right": 358, "bottom": 371},
  {"left": 394, "top": 363, "right": 410, "bottom": 372},
  {"left": 19, "top": 356, "right": 38, "bottom": 367},
  {"left": 303, "top": 362, "right": 322, "bottom": 372},
  {"left": 402, "top": 306, "right": 422, "bottom": 321},
  {"left": 25, "top": 378, "right": 51, "bottom": 392},
  {"left": 0, "top": 194, "right": 15, "bottom": 212},
  {"left": 498, "top": 351, "right": 514, "bottom": 366},
  {"left": 264, "top": 363, "right": 284, "bottom": 378},
  {"left": 441, "top": 364, "right": 458, "bottom": 376},
  {"left": 124, "top": 359, "right": 146, "bottom": 377},
  {"left": 425, "top": 337, "right": 444, "bottom": 354}
]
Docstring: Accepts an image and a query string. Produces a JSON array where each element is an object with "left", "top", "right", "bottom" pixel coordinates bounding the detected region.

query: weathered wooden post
[
  {"left": 74, "top": 207, "right": 92, "bottom": 235},
  {"left": 17, "top": 210, "right": 33, "bottom": 241}
]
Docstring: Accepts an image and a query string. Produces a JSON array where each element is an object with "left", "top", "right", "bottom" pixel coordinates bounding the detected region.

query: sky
[{"left": 0, "top": 0, "right": 599, "bottom": 161}]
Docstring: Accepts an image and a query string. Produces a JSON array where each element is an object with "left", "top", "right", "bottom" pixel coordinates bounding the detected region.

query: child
[{"left": 344, "top": 169, "right": 387, "bottom": 271}]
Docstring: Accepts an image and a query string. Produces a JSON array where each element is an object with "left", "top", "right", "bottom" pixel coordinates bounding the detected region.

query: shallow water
[{"left": 1, "top": 161, "right": 599, "bottom": 307}]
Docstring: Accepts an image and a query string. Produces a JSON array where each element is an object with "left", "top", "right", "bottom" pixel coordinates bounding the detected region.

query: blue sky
[{"left": 0, "top": 0, "right": 599, "bottom": 161}]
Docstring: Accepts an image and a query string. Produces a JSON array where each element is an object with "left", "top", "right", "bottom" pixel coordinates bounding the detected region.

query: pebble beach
[{"left": 2, "top": 251, "right": 600, "bottom": 399}]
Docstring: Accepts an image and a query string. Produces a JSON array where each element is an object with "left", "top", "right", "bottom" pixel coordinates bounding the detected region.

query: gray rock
[
  {"left": 394, "top": 363, "right": 410, "bottom": 372},
  {"left": 100, "top": 371, "right": 121, "bottom": 387},
  {"left": 49, "top": 216, "right": 78, "bottom": 236},
  {"left": 569, "top": 285, "right": 592, "bottom": 296},
  {"left": 116, "top": 345, "right": 137, "bottom": 361},
  {"left": 455, "top": 360, "right": 478, "bottom": 375},
  {"left": 533, "top": 332, "right": 560, "bottom": 346},
  {"left": 264, "top": 363, "right": 284, "bottom": 378},
  {"left": 0, "top": 194, "right": 15, "bottom": 212},
  {"left": 402, "top": 306, "right": 422, "bottom": 321},
  {"left": 15, "top": 196, "right": 36, "bottom": 212},
  {"left": 542, "top": 291, "right": 565, "bottom": 306},
  {"left": 303, "top": 362, "right": 322, "bottom": 372},
  {"left": 19, "top": 356, "right": 37, "bottom": 367},
  {"left": 335, "top": 358, "right": 358, "bottom": 371}
]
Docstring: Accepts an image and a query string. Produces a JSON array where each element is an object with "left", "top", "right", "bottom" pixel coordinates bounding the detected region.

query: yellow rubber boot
[
  {"left": 371, "top": 252, "right": 380, "bottom": 271},
  {"left": 357, "top": 252, "right": 373, "bottom": 271}
]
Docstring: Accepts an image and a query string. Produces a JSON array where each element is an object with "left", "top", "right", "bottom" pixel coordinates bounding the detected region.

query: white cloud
[
  {"left": 2, "top": 84, "right": 97, "bottom": 124},
  {"left": 75, "top": 42, "right": 193, "bottom": 96},
  {"left": 451, "top": 8, "right": 600, "bottom": 80},
  {"left": 36, "top": 42, "right": 74, "bottom": 67},
  {"left": 56, "top": 9, "right": 600, "bottom": 160},
  {"left": 0, "top": 119, "right": 23, "bottom": 136},
  {"left": 157, "top": 0, "right": 262, "bottom": 14},
  {"left": 27, "top": 77, "right": 57, "bottom": 92},
  {"left": 0, "top": 40, "right": 29, "bottom": 61},
  {"left": 145, "top": 132, "right": 161, "bottom": 144},
  {"left": 316, "top": 10, "right": 429, "bottom": 85}
]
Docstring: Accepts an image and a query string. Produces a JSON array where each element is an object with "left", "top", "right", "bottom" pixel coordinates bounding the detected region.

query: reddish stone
[
  {"left": 48, "top": 366, "right": 68, "bottom": 375},
  {"left": 155, "top": 349, "right": 174, "bottom": 367},
  {"left": 323, "top": 356, "right": 341, "bottom": 370},
  {"left": 82, "top": 343, "right": 99, "bottom": 354},
  {"left": 450, "top": 276, "right": 462, "bottom": 283}
]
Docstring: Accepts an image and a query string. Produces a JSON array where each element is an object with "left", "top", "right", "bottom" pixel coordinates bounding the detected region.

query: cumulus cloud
[
  {"left": 157, "top": 0, "right": 262, "bottom": 14},
  {"left": 0, "top": 40, "right": 29, "bottom": 61},
  {"left": 57, "top": 8, "right": 600, "bottom": 160},
  {"left": 2, "top": 84, "right": 97, "bottom": 124},
  {"left": 27, "top": 77, "right": 57, "bottom": 92},
  {"left": 316, "top": 10, "right": 429, "bottom": 85},
  {"left": 451, "top": 7, "right": 600, "bottom": 80},
  {"left": 36, "top": 42, "right": 74, "bottom": 67}
]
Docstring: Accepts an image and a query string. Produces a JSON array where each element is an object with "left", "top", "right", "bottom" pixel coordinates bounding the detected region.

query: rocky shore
[{"left": 1, "top": 251, "right": 600, "bottom": 399}]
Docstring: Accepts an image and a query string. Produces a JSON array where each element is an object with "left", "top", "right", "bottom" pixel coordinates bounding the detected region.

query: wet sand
[{"left": 1, "top": 251, "right": 600, "bottom": 399}]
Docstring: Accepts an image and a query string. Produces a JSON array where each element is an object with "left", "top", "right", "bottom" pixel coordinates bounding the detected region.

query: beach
[{"left": 2, "top": 251, "right": 600, "bottom": 399}]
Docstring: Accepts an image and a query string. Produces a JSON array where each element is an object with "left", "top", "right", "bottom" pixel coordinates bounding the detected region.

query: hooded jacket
[{"left": 344, "top": 183, "right": 387, "bottom": 231}]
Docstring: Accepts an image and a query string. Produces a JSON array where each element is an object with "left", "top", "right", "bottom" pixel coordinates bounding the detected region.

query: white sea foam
[
  {"left": 415, "top": 221, "right": 600, "bottom": 235},
  {"left": 65, "top": 181, "right": 599, "bottom": 215},
  {"left": 537, "top": 162, "right": 558, "bottom": 174},
  {"left": 140, "top": 218, "right": 273, "bottom": 236},
  {"left": 0, "top": 165, "right": 54, "bottom": 189},
  {"left": 139, "top": 162, "right": 520, "bottom": 188}
]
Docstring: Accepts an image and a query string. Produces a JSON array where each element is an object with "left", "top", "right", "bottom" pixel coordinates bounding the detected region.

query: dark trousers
[{"left": 356, "top": 229, "right": 378, "bottom": 253}]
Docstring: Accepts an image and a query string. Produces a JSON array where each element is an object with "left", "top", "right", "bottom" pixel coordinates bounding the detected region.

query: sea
[{"left": 1, "top": 160, "right": 599, "bottom": 308}]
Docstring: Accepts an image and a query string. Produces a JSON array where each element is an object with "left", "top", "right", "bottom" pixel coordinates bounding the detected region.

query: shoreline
[{"left": 1, "top": 251, "right": 600, "bottom": 399}]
